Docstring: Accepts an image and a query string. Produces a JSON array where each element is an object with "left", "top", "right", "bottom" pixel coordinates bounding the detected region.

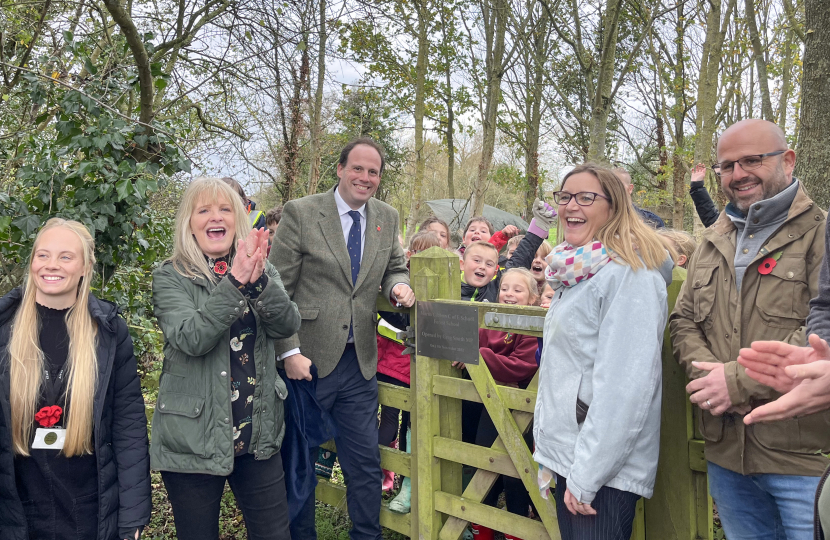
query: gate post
[
  {"left": 409, "top": 247, "right": 462, "bottom": 540},
  {"left": 644, "top": 267, "right": 713, "bottom": 540}
]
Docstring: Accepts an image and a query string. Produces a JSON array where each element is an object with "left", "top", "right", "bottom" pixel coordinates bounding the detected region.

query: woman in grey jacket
[
  {"left": 534, "top": 164, "right": 672, "bottom": 540},
  {"left": 151, "top": 177, "right": 300, "bottom": 540}
]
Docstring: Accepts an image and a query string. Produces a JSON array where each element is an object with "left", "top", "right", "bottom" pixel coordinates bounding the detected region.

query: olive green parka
[{"left": 150, "top": 261, "right": 300, "bottom": 475}]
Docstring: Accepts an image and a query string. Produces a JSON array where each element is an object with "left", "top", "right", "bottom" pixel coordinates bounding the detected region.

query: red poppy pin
[
  {"left": 758, "top": 251, "right": 783, "bottom": 275},
  {"left": 377, "top": 226, "right": 381, "bottom": 231},
  {"left": 214, "top": 261, "right": 228, "bottom": 275},
  {"left": 35, "top": 405, "right": 62, "bottom": 428}
]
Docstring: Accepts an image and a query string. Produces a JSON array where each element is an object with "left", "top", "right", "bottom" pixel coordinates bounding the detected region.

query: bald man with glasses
[{"left": 669, "top": 118, "right": 829, "bottom": 540}]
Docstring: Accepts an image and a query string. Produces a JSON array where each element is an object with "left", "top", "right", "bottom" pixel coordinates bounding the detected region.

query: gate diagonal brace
[{"left": 438, "top": 359, "right": 559, "bottom": 540}]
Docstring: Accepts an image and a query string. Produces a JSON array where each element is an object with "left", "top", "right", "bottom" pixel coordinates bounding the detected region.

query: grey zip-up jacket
[{"left": 534, "top": 256, "right": 672, "bottom": 504}]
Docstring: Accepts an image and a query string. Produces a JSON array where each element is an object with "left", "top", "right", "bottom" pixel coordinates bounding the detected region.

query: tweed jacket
[{"left": 269, "top": 188, "right": 409, "bottom": 380}]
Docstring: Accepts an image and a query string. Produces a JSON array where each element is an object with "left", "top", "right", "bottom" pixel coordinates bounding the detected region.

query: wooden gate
[{"left": 316, "top": 247, "right": 712, "bottom": 540}]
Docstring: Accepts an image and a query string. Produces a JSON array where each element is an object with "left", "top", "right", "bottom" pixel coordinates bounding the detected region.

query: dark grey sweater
[{"left": 807, "top": 208, "right": 830, "bottom": 341}]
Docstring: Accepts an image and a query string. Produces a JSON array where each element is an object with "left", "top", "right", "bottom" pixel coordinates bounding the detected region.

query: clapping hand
[
  {"left": 737, "top": 334, "right": 830, "bottom": 424},
  {"left": 231, "top": 228, "right": 269, "bottom": 285}
]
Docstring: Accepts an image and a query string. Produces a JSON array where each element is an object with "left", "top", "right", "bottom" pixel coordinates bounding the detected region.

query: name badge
[{"left": 32, "top": 427, "right": 66, "bottom": 450}]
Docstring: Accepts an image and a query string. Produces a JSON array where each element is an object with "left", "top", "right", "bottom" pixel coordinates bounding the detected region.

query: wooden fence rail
[{"left": 315, "top": 247, "right": 712, "bottom": 540}]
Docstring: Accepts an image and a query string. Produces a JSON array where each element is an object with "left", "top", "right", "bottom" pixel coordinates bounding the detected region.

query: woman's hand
[
  {"left": 564, "top": 488, "right": 597, "bottom": 516},
  {"left": 249, "top": 229, "right": 270, "bottom": 283},
  {"left": 231, "top": 229, "right": 268, "bottom": 285}
]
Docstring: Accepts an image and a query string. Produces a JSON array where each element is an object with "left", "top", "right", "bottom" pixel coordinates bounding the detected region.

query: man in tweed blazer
[{"left": 269, "top": 138, "right": 413, "bottom": 540}]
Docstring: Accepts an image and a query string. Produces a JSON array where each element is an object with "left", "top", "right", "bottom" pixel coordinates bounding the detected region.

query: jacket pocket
[
  {"left": 299, "top": 308, "right": 319, "bottom": 320},
  {"left": 156, "top": 393, "right": 209, "bottom": 458},
  {"left": 754, "top": 410, "right": 830, "bottom": 454},
  {"left": 273, "top": 375, "right": 289, "bottom": 448},
  {"left": 698, "top": 410, "right": 725, "bottom": 443},
  {"left": 757, "top": 257, "right": 810, "bottom": 328},
  {"left": 692, "top": 265, "right": 718, "bottom": 329}
]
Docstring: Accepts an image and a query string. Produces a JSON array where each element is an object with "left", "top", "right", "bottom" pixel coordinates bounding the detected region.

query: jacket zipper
[{"left": 815, "top": 464, "right": 830, "bottom": 540}]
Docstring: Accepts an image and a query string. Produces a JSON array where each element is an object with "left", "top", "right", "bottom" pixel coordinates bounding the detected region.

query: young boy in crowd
[
  {"left": 529, "top": 240, "right": 552, "bottom": 295},
  {"left": 505, "top": 235, "right": 523, "bottom": 259},
  {"left": 458, "top": 217, "right": 519, "bottom": 256},
  {"left": 461, "top": 199, "right": 555, "bottom": 302},
  {"left": 266, "top": 206, "right": 283, "bottom": 242}
]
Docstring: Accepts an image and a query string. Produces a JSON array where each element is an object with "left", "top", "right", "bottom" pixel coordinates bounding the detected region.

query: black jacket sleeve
[
  {"left": 808, "top": 217, "right": 830, "bottom": 342},
  {"left": 110, "top": 319, "right": 151, "bottom": 533},
  {"left": 690, "top": 182, "right": 720, "bottom": 228},
  {"left": 505, "top": 232, "right": 545, "bottom": 272}
]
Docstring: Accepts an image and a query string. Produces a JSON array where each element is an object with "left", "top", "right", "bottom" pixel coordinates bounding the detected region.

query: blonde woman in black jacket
[{"left": 0, "top": 218, "right": 150, "bottom": 540}]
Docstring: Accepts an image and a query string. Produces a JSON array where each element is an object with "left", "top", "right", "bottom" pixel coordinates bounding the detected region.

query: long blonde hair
[
  {"left": 560, "top": 164, "right": 673, "bottom": 270},
  {"left": 168, "top": 177, "right": 251, "bottom": 282},
  {"left": 9, "top": 218, "right": 98, "bottom": 456}
]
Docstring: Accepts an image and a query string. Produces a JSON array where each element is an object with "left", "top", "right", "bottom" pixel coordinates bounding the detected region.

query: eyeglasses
[
  {"left": 711, "top": 150, "right": 786, "bottom": 178},
  {"left": 552, "top": 191, "right": 609, "bottom": 207}
]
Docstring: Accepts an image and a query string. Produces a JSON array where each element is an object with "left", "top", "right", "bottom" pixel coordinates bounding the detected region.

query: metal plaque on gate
[{"left": 416, "top": 301, "right": 480, "bottom": 365}]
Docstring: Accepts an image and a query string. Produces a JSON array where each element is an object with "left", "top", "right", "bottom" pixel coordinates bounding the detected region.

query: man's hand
[
  {"left": 501, "top": 225, "right": 520, "bottom": 238},
  {"left": 737, "top": 334, "right": 830, "bottom": 393},
  {"left": 686, "top": 361, "right": 733, "bottom": 415},
  {"left": 285, "top": 353, "right": 313, "bottom": 381},
  {"left": 690, "top": 163, "right": 706, "bottom": 185},
  {"left": 744, "top": 360, "right": 830, "bottom": 424},
  {"left": 564, "top": 488, "right": 596, "bottom": 516},
  {"left": 392, "top": 284, "right": 415, "bottom": 308}
]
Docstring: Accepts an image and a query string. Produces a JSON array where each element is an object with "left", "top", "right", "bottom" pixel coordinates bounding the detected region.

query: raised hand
[
  {"left": 249, "top": 228, "right": 269, "bottom": 283},
  {"left": 501, "top": 225, "right": 520, "bottom": 238},
  {"left": 532, "top": 199, "right": 557, "bottom": 230},
  {"left": 690, "top": 163, "right": 706, "bottom": 185}
]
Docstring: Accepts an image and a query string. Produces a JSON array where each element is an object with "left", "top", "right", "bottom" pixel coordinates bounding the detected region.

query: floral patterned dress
[{"left": 208, "top": 255, "right": 268, "bottom": 456}]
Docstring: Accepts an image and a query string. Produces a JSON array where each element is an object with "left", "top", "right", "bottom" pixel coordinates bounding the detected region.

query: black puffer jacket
[{"left": 0, "top": 288, "right": 151, "bottom": 540}]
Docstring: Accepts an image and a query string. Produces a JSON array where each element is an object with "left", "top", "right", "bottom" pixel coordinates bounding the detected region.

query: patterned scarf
[{"left": 545, "top": 240, "right": 612, "bottom": 290}]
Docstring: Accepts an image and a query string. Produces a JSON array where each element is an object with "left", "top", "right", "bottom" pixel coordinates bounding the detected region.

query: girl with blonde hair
[
  {"left": 0, "top": 218, "right": 150, "bottom": 540},
  {"left": 151, "top": 177, "right": 300, "bottom": 540},
  {"left": 535, "top": 163, "right": 674, "bottom": 540}
]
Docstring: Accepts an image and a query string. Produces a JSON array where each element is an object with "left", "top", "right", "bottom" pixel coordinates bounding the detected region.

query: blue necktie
[
  {"left": 347, "top": 211, "right": 361, "bottom": 341},
  {"left": 347, "top": 210, "right": 361, "bottom": 284}
]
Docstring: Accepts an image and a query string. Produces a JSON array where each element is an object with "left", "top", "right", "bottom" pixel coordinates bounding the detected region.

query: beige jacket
[{"left": 670, "top": 186, "right": 830, "bottom": 476}]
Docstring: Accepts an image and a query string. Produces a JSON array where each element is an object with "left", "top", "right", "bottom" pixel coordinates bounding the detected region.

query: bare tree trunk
[
  {"left": 586, "top": 0, "right": 621, "bottom": 161},
  {"left": 777, "top": 28, "right": 793, "bottom": 131},
  {"left": 442, "top": 9, "right": 456, "bottom": 200},
  {"left": 406, "top": 0, "right": 430, "bottom": 232},
  {"left": 102, "top": 0, "right": 153, "bottom": 127},
  {"left": 471, "top": 0, "right": 507, "bottom": 216},
  {"left": 745, "top": 0, "right": 773, "bottom": 120},
  {"left": 307, "top": 0, "right": 326, "bottom": 196},
  {"left": 796, "top": 0, "right": 830, "bottom": 209},
  {"left": 693, "top": 0, "right": 737, "bottom": 235}
]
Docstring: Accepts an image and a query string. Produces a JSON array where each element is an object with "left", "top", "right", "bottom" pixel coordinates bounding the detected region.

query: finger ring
[
  {"left": 246, "top": 253, "right": 252, "bottom": 258},
  {"left": 706, "top": 399, "right": 712, "bottom": 408}
]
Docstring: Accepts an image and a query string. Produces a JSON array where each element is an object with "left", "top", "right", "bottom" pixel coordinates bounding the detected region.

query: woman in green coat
[{"left": 151, "top": 177, "right": 300, "bottom": 540}]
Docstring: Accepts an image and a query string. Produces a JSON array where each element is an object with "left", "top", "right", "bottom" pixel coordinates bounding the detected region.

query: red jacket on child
[{"left": 478, "top": 328, "right": 538, "bottom": 388}]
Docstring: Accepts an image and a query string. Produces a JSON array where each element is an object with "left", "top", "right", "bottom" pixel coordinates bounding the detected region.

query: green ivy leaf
[
  {"left": 0, "top": 216, "right": 11, "bottom": 233},
  {"left": 115, "top": 178, "right": 132, "bottom": 200},
  {"left": 12, "top": 214, "right": 41, "bottom": 236}
]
